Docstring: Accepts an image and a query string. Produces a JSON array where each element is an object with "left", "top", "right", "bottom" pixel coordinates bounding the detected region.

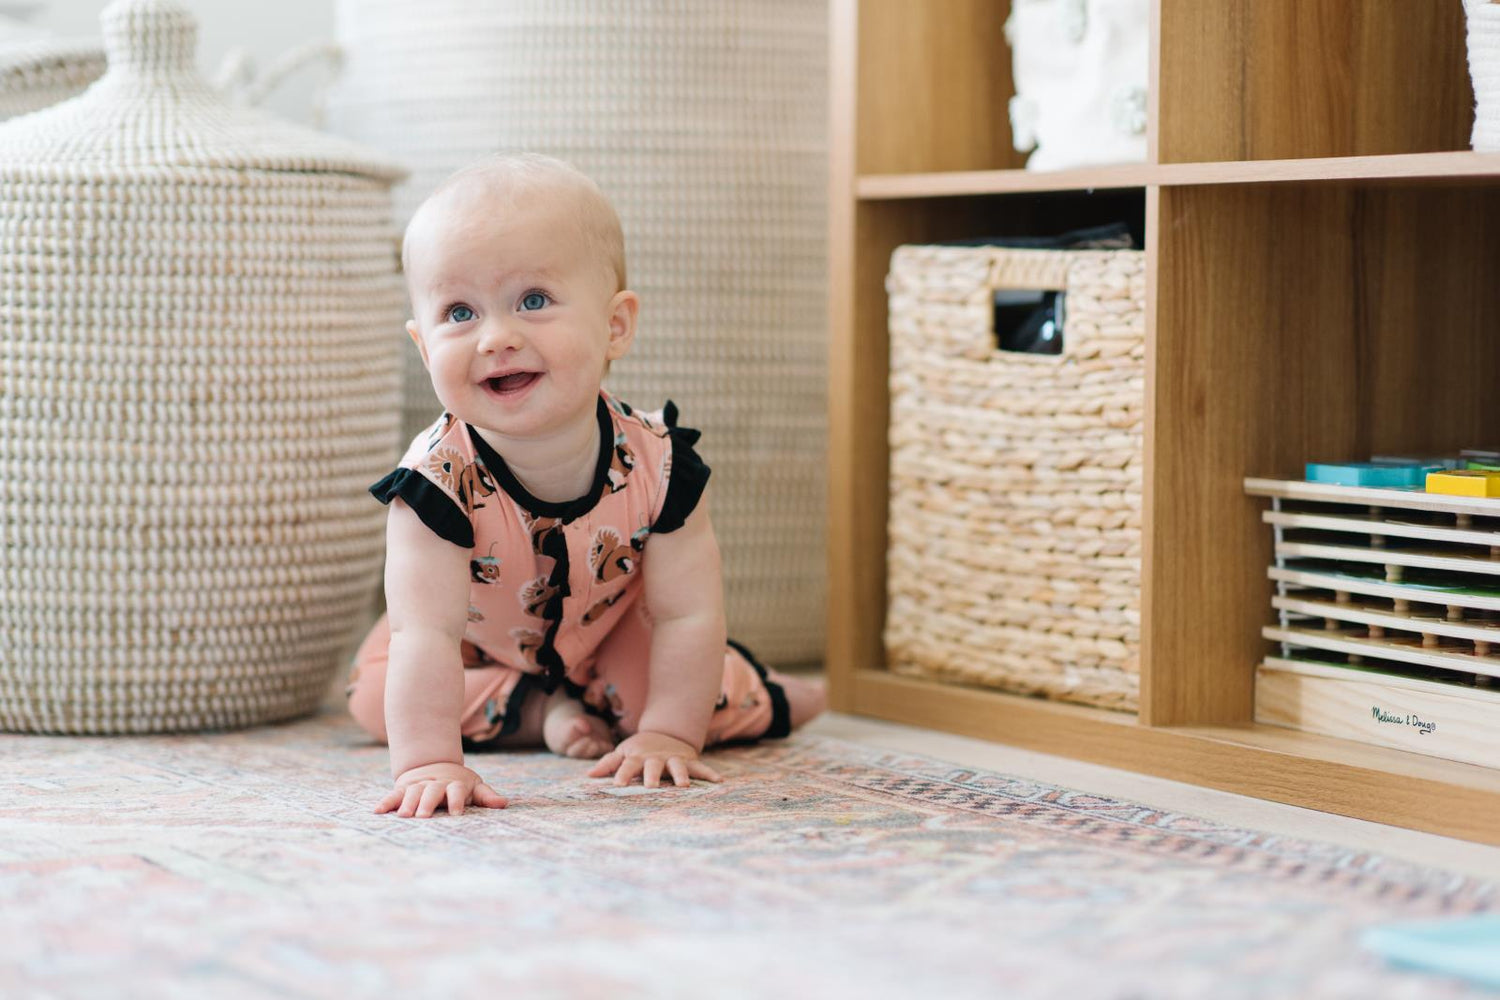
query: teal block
[
  {"left": 1361, "top": 916, "right": 1500, "bottom": 989},
  {"left": 1304, "top": 462, "right": 1434, "bottom": 488}
]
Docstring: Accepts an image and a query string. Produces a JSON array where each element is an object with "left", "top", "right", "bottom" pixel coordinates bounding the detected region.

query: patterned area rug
[{"left": 1, "top": 702, "right": 1495, "bottom": 1000}]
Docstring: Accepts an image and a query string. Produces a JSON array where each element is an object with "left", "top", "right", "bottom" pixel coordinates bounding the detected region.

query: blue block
[
  {"left": 1361, "top": 916, "right": 1500, "bottom": 989},
  {"left": 1305, "top": 462, "right": 1435, "bottom": 489}
]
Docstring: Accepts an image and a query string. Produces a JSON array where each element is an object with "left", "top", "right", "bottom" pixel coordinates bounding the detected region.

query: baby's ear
[
  {"left": 406, "top": 319, "right": 431, "bottom": 368},
  {"left": 606, "top": 290, "right": 639, "bottom": 361}
]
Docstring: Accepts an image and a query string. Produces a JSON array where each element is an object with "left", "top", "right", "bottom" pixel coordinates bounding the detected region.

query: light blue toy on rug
[{"left": 1361, "top": 915, "right": 1500, "bottom": 990}]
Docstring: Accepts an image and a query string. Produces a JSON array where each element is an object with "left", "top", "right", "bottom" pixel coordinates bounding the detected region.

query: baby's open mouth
[{"left": 484, "top": 372, "right": 540, "bottom": 394}]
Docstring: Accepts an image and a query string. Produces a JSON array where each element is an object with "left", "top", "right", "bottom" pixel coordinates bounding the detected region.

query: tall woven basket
[
  {"left": 323, "top": 1, "right": 829, "bottom": 665},
  {"left": 0, "top": 14, "right": 104, "bottom": 120},
  {"left": 0, "top": 0, "right": 408, "bottom": 734},
  {"left": 885, "top": 245, "right": 1145, "bottom": 711}
]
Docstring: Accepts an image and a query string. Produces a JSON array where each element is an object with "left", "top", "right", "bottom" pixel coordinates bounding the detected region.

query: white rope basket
[
  {"left": 0, "top": 14, "right": 104, "bottom": 120},
  {"left": 885, "top": 245, "right": 1145, "bottom": 712},
  {"left": 0, "top": 0, "right": 408, "bottom": 734},
  {"left": 1467, "top": 0, "right": 1500, "bottom": 151},
  {"left": 323, "top": 1, "right": 829, "bottom": 665}
]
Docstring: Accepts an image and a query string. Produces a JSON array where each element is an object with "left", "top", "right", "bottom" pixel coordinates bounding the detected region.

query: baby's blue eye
[
  {"left": 446, "top": 304, "right": 475, "bottom": 323},
  {"left": 520, "top": 291, "right": 549, "bottom": 312}
]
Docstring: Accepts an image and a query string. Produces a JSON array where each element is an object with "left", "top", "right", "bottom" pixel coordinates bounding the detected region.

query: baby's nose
[{"left": 477, "top": 320, "right": 522, "bottom": 352}]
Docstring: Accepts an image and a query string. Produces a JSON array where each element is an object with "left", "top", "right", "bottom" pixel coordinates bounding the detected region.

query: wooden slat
[
  {"left": 855, "top": 152, "right": 1500, "bottom": 201},
  {"left": 1263, "top": 509, "right": 1500, "bottom": 547},
  {"left": 1156, "top": 151, "right": 1500, "bottom": 186},
  {"left": 1272, "top": 594, "right": 1500, "bottom": 645},
  {"left": 1268, "top": 566, "right": 1500, "bottom": 614},
  {"left": 852, "top": 670, "right": 1500, "bottom": 845},
  {"left": 1247, "top": 477, "right": 1500, "bottom": 516},
  {"left": 1264, "top": 625, "right": 1500, "bottom": 679},
  {"left": 856, "top": 165, "right": 1153, "bottom": 199},
  {"left": 1275, "top": 541, "right": 1500, "bottom": 578},
  {"left": 1257, "top": 658, "right": 1500, "bottom": 771},
  {"left": 1262, "top": 655, "right": 1500, "bottom": 701}
]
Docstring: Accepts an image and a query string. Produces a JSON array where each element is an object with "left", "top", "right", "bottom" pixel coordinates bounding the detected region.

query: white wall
[{"left": 18, "top": 0, "right": 336, "bottom": 122}]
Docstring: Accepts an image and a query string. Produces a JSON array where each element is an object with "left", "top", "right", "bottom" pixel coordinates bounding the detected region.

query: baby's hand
[
  {"left": 587, "top": 731, "right": 723, "bottom": 788},
  {"left": 375, "top": 762, "right": 508, "bottom": 818}
]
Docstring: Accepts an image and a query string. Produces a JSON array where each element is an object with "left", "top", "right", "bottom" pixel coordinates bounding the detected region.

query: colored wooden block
[
  {"left": 1426, "top": 470, "right": 1500, "bottom": 498},
  {"left": 1305, "top": 461, "right": 1432, "bottom": 488},
  {"left": 1373, "top": 453, "right": 1464, "bottom": 470}
]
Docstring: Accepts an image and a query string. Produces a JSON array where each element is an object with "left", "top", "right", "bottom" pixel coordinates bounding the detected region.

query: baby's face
[{"left": 404, "top": 188, "right": 634, "bottom": 440}]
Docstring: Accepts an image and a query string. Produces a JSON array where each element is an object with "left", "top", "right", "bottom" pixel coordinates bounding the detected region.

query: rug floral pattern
[{"left": 1, "top": 704, "right": 1494, "bottom": 999}]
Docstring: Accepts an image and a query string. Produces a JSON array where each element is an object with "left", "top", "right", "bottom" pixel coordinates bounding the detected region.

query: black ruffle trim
[
  {"left": 369, "top": 468, "right": 474, "bottom": 549},
  {"left": 726, "top": 638, "right": 792, "bottom": 742},
  {"left": 652, "top": 400, "right": 712, "bottom": 534}
]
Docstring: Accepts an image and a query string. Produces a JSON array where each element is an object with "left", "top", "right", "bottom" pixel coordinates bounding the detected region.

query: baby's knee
[
  {"left": 345, "top": 665, "right": 389, "bottom": 744},
  {"left": 346, "top": 619, "right": 391, "bottom": 743}
]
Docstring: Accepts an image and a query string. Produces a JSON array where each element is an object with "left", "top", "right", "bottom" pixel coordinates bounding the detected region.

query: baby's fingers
[
  {"left": 643, "top": 757, "right": 665, "bottom": 789},
  {"left": 588, "top": 750, "right": 625, "bottom": 778},
  {"left": 414, "top": 781, "right": 447, "bottom": 818},
  {"left": 666, "top": 757, "right": 692, "bottom": 788},
  {"left": 374, "top": 787, "right": 406, "bottom": 814},
  {"left": 472, "top": 781, "right": 509, "bottom": 809},
  {"left": 613, "top": 756, "right": 645, "bottom": 787},
  {"left": 445, "top": 781, "right": 466, "bottom": 817},
  {"left": 396, "top": 783, "right": 425, "bottom": 817},
  {"left": 686, "top": 758, "right": 723, "bottom": 783}
]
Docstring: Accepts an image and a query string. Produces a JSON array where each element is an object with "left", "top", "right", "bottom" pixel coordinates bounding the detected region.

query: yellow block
[{"left": 1425, "top": 469, "right": 1500, "bottom": 497}]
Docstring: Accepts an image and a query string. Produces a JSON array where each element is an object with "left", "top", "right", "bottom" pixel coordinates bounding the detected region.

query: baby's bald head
[{"left": 402, "top": 153, "right": 627, "bottom": 293}]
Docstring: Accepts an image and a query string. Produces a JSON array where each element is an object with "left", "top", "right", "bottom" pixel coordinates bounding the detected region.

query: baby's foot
[
  {"left": 542, "top": 695, "right": 616, "bottom": 759},
  {"left": 770, "top": 671, "right": 828, "bottom": 730}
]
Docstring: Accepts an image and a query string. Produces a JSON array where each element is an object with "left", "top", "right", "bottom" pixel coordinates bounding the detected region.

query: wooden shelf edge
[
  {"left": 854, "top": 151, "right": 1500, "bottom": 201},
  {"left": 849, "top": 670, "right": 1500, "bottom": 846},
  {"left": 855, "top": 164, "right": 1154, "bottom": 199},
  {"left": 1156, "top": 150, "right": 1500, "bottom": 187}
]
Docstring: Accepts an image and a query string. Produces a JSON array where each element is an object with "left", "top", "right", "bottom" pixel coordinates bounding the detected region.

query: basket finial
[{"left": 99, "top": 0, "right": 198, "bottom": 78}]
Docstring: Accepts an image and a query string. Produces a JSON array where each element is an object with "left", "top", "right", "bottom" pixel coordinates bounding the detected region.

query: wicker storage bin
[
  {"left": 323, "top": 0, "right": 828, "bottom": 665},
  {"left": 0, "top": 0, "right": 408, "bottom": 734},
  {"left": 884, "top": 244, "right": 1146, "bottom": 711},
  {"left": 0, "top": 14, "right": 104, "bottom": 121}
]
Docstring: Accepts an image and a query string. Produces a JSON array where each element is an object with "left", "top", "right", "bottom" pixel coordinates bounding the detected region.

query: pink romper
[{"left": 345, "top": 391, "right": 790, "bottom": 750}]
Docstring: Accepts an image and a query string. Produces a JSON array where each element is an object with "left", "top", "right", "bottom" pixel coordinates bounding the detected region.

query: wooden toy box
[{"left": 1246, "top": 478, "right": 1500, "bottom": 770}]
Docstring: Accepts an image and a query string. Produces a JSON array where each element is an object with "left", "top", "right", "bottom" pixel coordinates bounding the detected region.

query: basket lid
[
  {"left": 0, "top": 12, "right": 104, "bottom": 89},
  {"left": 0, "top": 0, "right": 406, "bottom": 182}
]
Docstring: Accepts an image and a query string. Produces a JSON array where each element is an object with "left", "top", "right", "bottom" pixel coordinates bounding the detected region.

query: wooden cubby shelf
[
  {"left": 858, "top": 152, "right": 1500, "bottom": 201},
  {"left": 828, "top": 0, "right": 1500, "bottom": 845}
]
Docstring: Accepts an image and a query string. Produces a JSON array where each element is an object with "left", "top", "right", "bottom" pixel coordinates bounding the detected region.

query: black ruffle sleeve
[
  {"left": 369, "top": 468, "right": 474, "bottom": 549},
  {"left": 651, "top": 400, "right": 712, "bottom": 534}
]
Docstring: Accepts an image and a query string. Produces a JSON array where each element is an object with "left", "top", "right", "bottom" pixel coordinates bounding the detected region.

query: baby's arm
[
  {"left": 588, "top": 493, "right": 726, "bottom": 788},
  {"left": 373, "top": 497, "right": 507, "bottom": 817}
]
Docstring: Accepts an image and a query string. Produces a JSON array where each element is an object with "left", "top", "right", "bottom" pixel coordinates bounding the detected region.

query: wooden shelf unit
[{"left": 827, "top": 0, "right": 1500, "bottom": 845}]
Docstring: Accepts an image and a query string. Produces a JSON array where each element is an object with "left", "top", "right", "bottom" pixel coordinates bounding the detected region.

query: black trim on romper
[
  {"left": 651, "top": 400, "right": 713, "bottom": 534},
  {"left": 369, "top": 468, "right": 474, "bottom": 549},
  {"left": 727, "top": 637, "right": 793, "bottom": 741},
  {"left": 461, "top": 672, "right": 541, "bottom": 751},
  {"left": 465, "top": 397, "right": 614, "bottom": 695},
  {"left": 466, "top": 397, "right": 614, "bottom": 522}
]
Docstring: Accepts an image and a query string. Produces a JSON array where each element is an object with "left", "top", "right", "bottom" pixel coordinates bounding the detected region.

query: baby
[{"left": 346, "top": 153, "right": 825, "bottom": 818}]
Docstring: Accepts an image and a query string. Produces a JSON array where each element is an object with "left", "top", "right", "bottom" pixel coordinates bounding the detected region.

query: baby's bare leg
[
  {"left": 541, "top": 689, "right": 616, "bottom": 759},
  {"left": 480, "top": 684, "right": 550, "bottom": 748}
]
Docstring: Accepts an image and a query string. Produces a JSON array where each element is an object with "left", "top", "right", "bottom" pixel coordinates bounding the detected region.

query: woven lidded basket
[
  {"left": 885, "top": 245, "right": 1145, "bottom": 711},
  {"left": 0, "top": 13, "right": 104, "bottom": 120},
  {"left": 0, "top": 0, "right": 408, "bottom": 733},
  {"left": 323, "top": 0, "right": 828, "bottom": 665}
]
